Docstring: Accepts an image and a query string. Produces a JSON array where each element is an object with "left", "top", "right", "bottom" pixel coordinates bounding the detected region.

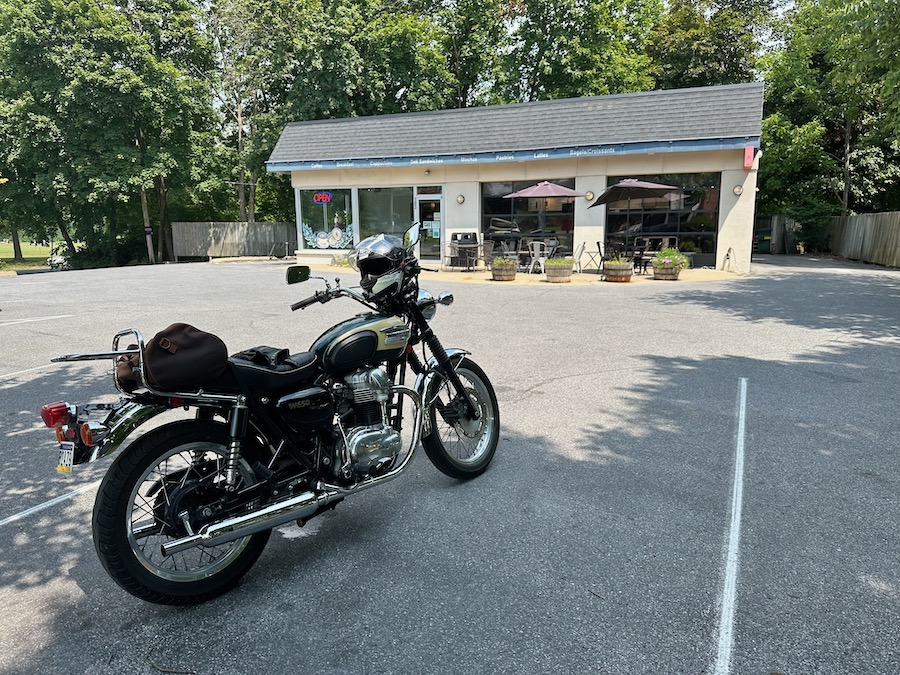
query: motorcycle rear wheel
[
  {"left": 421, "top": 357, "right": 499, "bottom": 479},
  {"left": 92, "top": 420, "right": 270, "bottom": 605}
]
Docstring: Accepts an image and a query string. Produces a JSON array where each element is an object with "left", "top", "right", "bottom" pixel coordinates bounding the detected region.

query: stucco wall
[{"left": 285, "top": 148, "right": 757, "bottom": 271}]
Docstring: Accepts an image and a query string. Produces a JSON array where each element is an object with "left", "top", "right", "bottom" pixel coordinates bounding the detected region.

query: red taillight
[{"left": 40, "top": 402, "right": 71, "bottom": 428}]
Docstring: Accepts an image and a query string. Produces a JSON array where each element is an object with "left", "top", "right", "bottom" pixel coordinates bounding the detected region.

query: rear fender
[{"left": 69, "top": 400, "right": 169, "bottom": 466}]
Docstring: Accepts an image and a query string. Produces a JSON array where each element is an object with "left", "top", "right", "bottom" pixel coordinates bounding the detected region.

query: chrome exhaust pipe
[{"left": 160, "top": 488, "right": 339, "bottom": 557}]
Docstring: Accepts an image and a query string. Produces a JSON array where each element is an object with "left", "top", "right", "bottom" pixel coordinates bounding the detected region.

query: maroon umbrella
[
  {"left": 503, "top": 181, "right": 586, "bottom": 199},
  {"left": 504, "top": 181, "right": 585, "bottom": 230},
  {"left": 588, "top": 179, "right": 679, "bottom": 208}
]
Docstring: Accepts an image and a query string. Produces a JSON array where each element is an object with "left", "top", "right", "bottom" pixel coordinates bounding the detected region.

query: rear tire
[
  {"left": 92, "top": 420, "right": 270, "bottom": 605},
  {"left": 421, "top": 358, "right": 499, "bottom": 479}
]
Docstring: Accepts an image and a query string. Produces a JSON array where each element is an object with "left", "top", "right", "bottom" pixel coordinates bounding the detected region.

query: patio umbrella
[
  {"left": 503, "top": 181, "right": 585, "bottom": 231},
  {"left": 588, "top": 179, "right": 679, "bottom": 208}
]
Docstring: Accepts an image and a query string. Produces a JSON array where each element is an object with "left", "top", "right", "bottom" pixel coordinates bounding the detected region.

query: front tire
[
  {"left": 92, "top": 420, "right": 270, "bottom": 605},
  {"left": 421, "top": 357, "right": 499, "bottom": 479}
]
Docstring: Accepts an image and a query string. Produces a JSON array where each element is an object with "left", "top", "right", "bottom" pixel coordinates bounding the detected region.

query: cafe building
[{"left": 266, "top": 82, "right": 763, "bottom": 273}]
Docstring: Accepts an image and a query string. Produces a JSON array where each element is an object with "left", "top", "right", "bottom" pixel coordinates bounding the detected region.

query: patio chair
[
  {"left": 443, "top": 241, "right": 462, "bottom": 271},
  {"left": 478, "top": 240, "right": 495, "bottom": 268},
  {"left": 572, "top": 241, "right": 586, "bottom": 273},
  {"left": 527, "top": 240, "right": 549, "bottom": 274}
]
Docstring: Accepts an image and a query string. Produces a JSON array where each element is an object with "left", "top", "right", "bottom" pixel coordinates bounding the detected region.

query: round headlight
[{"left": 416, "top": 289, "right": 437, "bottom": 321}]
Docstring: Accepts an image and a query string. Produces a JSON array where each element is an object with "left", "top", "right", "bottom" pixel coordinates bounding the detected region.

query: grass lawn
[{"left": 0, "top": 241, "right": 51, "bottom": 270}]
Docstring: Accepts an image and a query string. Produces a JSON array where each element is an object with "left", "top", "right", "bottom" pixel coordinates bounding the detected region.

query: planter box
[
  {"left": 653, "top": 264, "right": 681, "bottom": 280},
  {"left": 603, "top": 262, "right": 633, "bottom": 282},
  {"left": 545, "top": 264, "right": 574, "bottom": 283},
  {"left": 491, "top": 266, "right": 517, "bottom": 281}
]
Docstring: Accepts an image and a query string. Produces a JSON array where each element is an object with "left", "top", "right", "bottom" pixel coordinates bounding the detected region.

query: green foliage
[
  {"left": 648, "top": 0, "right": 769, "bottom": 90},
  {"left": 652, "top": 247, "right": 688, "bottom": 271},
  {"left": 492, "top": 256, "right": 516, "bottom": 268},
  {"left": 604, "top": 256, "right": 633, "bottom": 265},
  {"left": 497, "top": 0, "right": 659, "bottom": 102},
  {"left": 544, "top": 257, "right": 574, "bottom": 267}
]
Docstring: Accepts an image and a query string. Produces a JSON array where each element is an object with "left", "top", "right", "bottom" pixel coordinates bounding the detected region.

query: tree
[
  {"left": 0, "top": 0, "right": 212, "bottom": 265},
  {"left": 497, "top": 0, "right": 661, "bottom": 102},
  {"left": 758, "top": 0, "right": 900, "bottom": 251},
  {"left": 647, "top": 0, "right": 771, "bottom": 90}
]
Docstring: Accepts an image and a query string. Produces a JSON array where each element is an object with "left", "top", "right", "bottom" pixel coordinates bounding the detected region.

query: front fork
[{"left": 406, "top": 307, "right": 479, "bottom": 421}]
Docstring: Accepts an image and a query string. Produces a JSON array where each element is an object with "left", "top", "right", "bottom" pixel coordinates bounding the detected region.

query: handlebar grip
[{"left": 291, "top": 291, "right": 325, "bottom": 311}]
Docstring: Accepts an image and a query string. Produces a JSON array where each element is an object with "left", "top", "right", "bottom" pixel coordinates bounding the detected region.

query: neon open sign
[{"left": 313, "top": 191, "right": 333, "bottom": 205}]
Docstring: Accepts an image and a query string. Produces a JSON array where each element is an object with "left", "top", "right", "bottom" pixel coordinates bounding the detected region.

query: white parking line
[
  {"left": 713, "top": 377, "right": 749, "bottom": 675},
  {"left": 0, "top": 481, "right": 100, "bottom": 528},
  {"left": 0, "top": 314, "right": 73, "bottom": 327},
  {"left": 0, "top": 363, "right": 55, "bottom": 379}
]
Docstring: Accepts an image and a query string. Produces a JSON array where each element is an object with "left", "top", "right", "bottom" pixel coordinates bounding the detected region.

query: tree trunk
[
  {"left": 59, "top": 221, "right": 76, "bottom": 258},
  {"left": 842, "top": 115, "right": 852, "bottom": 219},
  {"left": 140, "top": 188, "right": 156, "bottom": 264},
  {"left": 236, "top": 99, "right": 247, "bottom": 222},
  {"left": 10, "top": 223, "right": 23, "bottom": 260},
  {"left": 154, "top": 175, "right": 173, "bottom": 261},
  {"left": 248, "top": 169, "right": 257, "bottom": 223}
]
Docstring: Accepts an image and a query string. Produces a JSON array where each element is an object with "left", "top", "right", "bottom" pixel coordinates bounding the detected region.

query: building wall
[{"left": 286, "top": 148, "right": 757, "bottom": 273}]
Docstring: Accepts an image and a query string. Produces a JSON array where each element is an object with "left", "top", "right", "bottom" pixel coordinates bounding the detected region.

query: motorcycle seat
[{"left": 227, "top": 350, "right": 319, "bottom": 396}]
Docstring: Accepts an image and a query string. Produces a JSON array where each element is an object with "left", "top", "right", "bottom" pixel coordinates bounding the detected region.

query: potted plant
[
  {"left": 602, "top": 256, "right": 633, "bottom": 282},
  {"left": 544, "top": 257, "right": 575, "bottom": 283},
  {"left": 491, "top": 256, "right": 517, "bottom": 281},
  {"left": 651, "top": 247, "right": 689, "bottom": 280}
]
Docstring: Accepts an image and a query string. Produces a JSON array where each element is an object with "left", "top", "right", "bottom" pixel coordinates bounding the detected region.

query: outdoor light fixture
[
  {"left": 456, "top": 195, "right": 465, "bottom": 204},
  {"left": 733, "top": 185, "right": 744, "bottom": 196},
  {"left": 584, "top": 191, "right": 595, "bottom": 201}
]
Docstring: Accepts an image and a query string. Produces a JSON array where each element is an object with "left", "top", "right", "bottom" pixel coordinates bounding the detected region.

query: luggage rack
[{"left": 51, "top": 328, "right": 240, "bottom": 403}]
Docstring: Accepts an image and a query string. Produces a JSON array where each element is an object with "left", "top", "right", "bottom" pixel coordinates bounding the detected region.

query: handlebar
[
  {"left": 290, "top": 286, "right": 374, "bottom": 312},
  {"left": 291, "top": 291, "right": 328, "bottom": 311}
]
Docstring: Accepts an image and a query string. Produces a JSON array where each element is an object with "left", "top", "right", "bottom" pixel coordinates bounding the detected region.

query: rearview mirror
[
  {"left": 286, "top": 265, "right": 311, "bottom": 285},
  {"left": 403, "top": 223, "right": 421, "bottom": 248}
]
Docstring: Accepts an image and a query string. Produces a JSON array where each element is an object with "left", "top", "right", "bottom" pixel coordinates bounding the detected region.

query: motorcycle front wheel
[
  {"left": 421, "top": 357, "right": 499, "bottom": 479},
  {"left": 92, "top": 420, "right": 270, "bottom": 605}
]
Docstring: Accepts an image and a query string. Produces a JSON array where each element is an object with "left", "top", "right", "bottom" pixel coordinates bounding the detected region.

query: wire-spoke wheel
[
  {"left": 421, "top": 358, "right": 499, "bottom": 479},
  {"left": 93, "top": 420, "right": 270, "bottom": 605}
]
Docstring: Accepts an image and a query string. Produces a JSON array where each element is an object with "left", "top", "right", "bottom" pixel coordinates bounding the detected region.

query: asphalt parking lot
[{"left": 1, "top": 255, "right": 898, "bottom": 674}]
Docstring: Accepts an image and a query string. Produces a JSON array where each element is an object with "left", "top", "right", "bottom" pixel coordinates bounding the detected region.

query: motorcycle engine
[{"left": 341, "top": 367, "right": 401, "bottom": 476}]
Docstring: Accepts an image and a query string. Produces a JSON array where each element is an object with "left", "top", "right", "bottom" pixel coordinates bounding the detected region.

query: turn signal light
[
  {"left": 55, "top": 426, "right": 66, "bottom": 443},
  {"left": 80, "top": 423, "right": 93, "bottom": 446},
  {"left": 40, "top": 402, "right": 71, "bottom": 428}
]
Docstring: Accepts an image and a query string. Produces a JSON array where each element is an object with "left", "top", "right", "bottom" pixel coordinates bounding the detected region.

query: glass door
[{"left": 416, "top": 194, "right": 443, "bottom": 259}]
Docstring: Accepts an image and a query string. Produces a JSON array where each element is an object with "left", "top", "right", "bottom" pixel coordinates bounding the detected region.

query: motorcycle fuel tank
[{"left": 310, "top": 313, "right": 410, "bottom": 374}]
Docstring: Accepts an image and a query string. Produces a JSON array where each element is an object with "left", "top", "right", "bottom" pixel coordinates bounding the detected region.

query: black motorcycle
[{"left": 39, "top": 225, "right": 499, "bottom": 604}]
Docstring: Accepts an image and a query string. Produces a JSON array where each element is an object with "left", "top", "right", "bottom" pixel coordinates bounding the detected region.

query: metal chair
[
  {"left": 571, "top": 241, "right": 587, "bottom": 273},
  {"left": 527, "top": 240, "right": 549, "bottom": 274},
  {"left": 478, "top": 240, "right": 495, "bottom": 269},
  {"left": 443, "top": 241, "right": 462, "bottom": 271}
]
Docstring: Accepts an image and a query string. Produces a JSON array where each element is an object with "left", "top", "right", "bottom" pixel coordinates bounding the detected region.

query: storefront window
[
  {"left": 480, "top": 179, "right": 576, "bottom": 255},
  {"left": 358, "top": 187, "right": 414, "bottom": 241},
  {"left": 299, "top": 189, "right": 353, "bottom": 249},
  {"left": 605, "top": 173, "right": 720, "bottom": 264}
]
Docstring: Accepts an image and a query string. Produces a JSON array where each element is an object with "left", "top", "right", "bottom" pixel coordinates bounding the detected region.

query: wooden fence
[
  {"left": 828, "top": 212, "right": 900, "bottom": 268},
  {"left": 172, "top": 222, "right": 296, "bottom": 259}
]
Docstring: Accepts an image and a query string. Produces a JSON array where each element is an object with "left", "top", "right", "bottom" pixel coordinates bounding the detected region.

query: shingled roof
[{"left": 267, "top": 82, "right": 763, "bottom": 172}]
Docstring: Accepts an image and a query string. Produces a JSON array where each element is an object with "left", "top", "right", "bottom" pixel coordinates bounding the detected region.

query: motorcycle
[{"left": 39, "top": 224, "right": 499, "bottom": 605}]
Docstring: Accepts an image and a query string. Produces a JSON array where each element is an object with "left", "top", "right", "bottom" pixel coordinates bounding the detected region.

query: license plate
[{"left": 57, "top": 441, "right": 75, "bottom": 474}]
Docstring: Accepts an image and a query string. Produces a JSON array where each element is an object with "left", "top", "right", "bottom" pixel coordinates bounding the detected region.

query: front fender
[
  {"left": 72, "top": 400, "right": 169, "bottom": 465},
  {"left": 413, "top": 348, "right": 470, "bottom": 436}
]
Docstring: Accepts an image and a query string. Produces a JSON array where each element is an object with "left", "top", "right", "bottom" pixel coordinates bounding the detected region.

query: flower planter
[
  {"left": 545, "top": 262, "right": 574, "bottom": 283},
  {"left": 653, "top": 264, "right": 681, "bottom": 280},
  {"left": 603, "top": 262, "right": 633, "bottom": 282},
  {"left": 491, "top": 265, "right": 517, "bottom": 281}
]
